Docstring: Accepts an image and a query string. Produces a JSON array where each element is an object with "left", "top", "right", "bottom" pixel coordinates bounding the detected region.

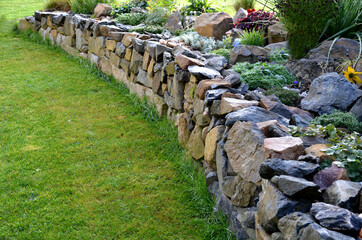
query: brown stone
[
  {"left": 204, "top": 126, "right": 225, "bottom": 169},
  {"left": 147, "top": 58, "right": 155, "bottom": 76},
  {"left": 264, "top": 137, "right": 305, "bottom": 160},
  {"left": 46, "top": 16, "right": 53, "bottom": 29},
  {"left": 187, "top": 125, "right": 205, "bottom": 160},
  {"left": 195, "top": 12, "right": 233, "bottom": 40},
  {"left": 142, "top": 51, "right": 151, "bottom": 71},
  {"left": 121, "top": 33, "right": 138, "bottom": 47},
  {"left": 17, "top": 18, "right": 31, "bottom": 31},
  {"left": 260, "top": 98, "right": 278, "bottom": 111},
  {"left": 177, "top": 113, "right": 191, "bottom": 145},
  {"left": 94, "top": 3, "right": 113, "bottom": 18},
  {"left": 313, "top": 164, "right": 350, "bottom": 190},
  {"left": 257, "top": 120, "right": 290, "bottom": 137},
  {"left": 109, "top": 52, "right": 120, "bottom": 67},
  {"left": 164, "top": 12, "right": 182, "bottom": 32},
  {"left": 105, "top": 39, "right": 117, "bottom": 52},
  {"left": 267, "top": 22, "right": 288, "bottom": 44},
  {"left": 175, "top": 54, "right": 205, "bottom": 70},
  {"left": 195, "top": 79, "right": 231, "bottom": 100},
  {"left": 220, "top": 98, "right": 259, "bottom": 115},
  {"left": 305, "top": 144, "right": 334, "bottom": 162},
  {"left": 165, "top": 61, "right": 175, "bottom": 76},
  {"left": 51, "top": 30, "right": 58, "bottom": 40},
  {"left": 124, "top": 48, "right": 132, "bottom": 61},
  {"left": 286, "top": 106, "right": 314, "bottom": 118},
  {"left": 109, "top": 32, "right": 124, "bottom": 41}
]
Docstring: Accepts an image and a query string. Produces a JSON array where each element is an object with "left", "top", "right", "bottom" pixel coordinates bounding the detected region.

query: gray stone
[
  {"left": 132, "top": 38, "right": 145, "bottom": 54},
  {"left": 115, "top": 42, "right": 126, "bottom": 58},
  {"left": 264, "top": 41, "right": 288, "bottom": 52},
  {"left": 323, "top": 180, "right": 361, "bottom": 212},
  {"left": 350, "top": 97, "right": 362, "bottom": 121},
  {"left": 268, "top": 124, "right": 290, "bottom": 137},
  {"left": 259, "top": 159, "right": 319, "bottom": 179},
  {"left": 270, "top": 102, "right": 293, "bottom": 119},
  {"left": 175, "top": 65, "right": 191, "bottom": 82},
  {"left": 188, "top": 65, "right": 222, "bottom": 80},
  {"left": 290, "top": 114, "right": 312, "bottom": 127},
  {"left": 233, "top": 7, "right": 247, "bottom": 23},
  {"left": 205, "top": 56, "right": 228, "bottom": 72},
  {"left": 271, "top": 175, "right": 320, "bottom": 199},
  {"left": 297, "top": 223, "right": 355, "bottom": 240},
  {"left": 267, "top": 23, "right": 288, "bottom": 44},
  {"left": 206, "top": 171, "right": 218, "bottom": 187},
  {"left": 210, "top": 100, "right": 221, "bottom": 116},
  {"left": 230, "top": 45, "right": 269, "bottom": 65},
  {"left": 130, "top": 49, "right": 143, "bottom": 74},
  {"left": 224, "top": 72, "right": 242, "bottom": 88},
  {"left": 165, "top": 12, "right": 182, "bottom": 32},
  {"left": 225, "top": 106, "right": 289, "bottom": 127},
  {"left": 136, "top": 69, "right": 152, "bottom": 88},
  {"left": 278, "top": 212, "right": 314, "bottom": 240},
  {"left": 257, "top": 181, "right": 312, "bottom": 233},
  {"left": 310, "top": 202, "right": 362, "bottom": 233},
  {"left": 204, "top": 89, "right": 229, "bottom": 105},
  {"left": 301, "top": 72, "right": 362, "bottom": 115}
]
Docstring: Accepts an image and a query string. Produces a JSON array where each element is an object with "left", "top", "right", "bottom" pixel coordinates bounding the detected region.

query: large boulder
[
  {"left": 195, "top": 12, "right": 233, "bottom": 40},
  {"left": 301, "top": 72, "right": 362, "bottom": 115},
  {"left": 94, "top": 3, "right": 113, "bottom": 18}
]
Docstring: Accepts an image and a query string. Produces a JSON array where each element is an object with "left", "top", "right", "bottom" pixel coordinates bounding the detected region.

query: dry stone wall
[{"left": 18, "top": 12, "right": 362, "bottom": 240}]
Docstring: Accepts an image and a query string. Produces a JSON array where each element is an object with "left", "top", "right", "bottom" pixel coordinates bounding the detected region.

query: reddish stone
[
  {"left": 175, "top": 54, "right": 205, "bottom": 70},
  {"left": 195, "top": 79, "right": 231, "bottom": 100},
  {"left": 313, "top": 164, "right": 350, "bottom": 190}
]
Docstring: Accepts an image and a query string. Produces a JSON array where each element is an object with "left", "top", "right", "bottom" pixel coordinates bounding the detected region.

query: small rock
[
  {"left": 187, "top": 125, "right": 205, "bottom": 160},
  {"left": 188, "top": 65, "right": 222, "bottom": 80},
  {"left": 259, "top": 158, "right": 319, "bottom": 179},
  {"left": 264, "top": 136, "right": 305, "bottom": 160},
  {"left": 310, "top": 202, "right": 362, "bottom": 233},
  {"left": 224, "top": 72, "right": 242, "bottom": 88},
  {"left": 289, "top": 114, "right": 312, "bottom": 127},
  {"left": 233, "top": 7, "right": 248, "bottom": 23},
  {"left": 205, "top": 56, "right": 228, "bottom": 72},
  {"left": 305, "top": 144, "right": 334, "bottom": 162},
  {"left": 349, "top": 97, "right": 362, "bottom": 121},
  {"left": 313, "top": 164, "right": 350, "bottom": 190},
  {"left": 271, "top": 175, "right": 320, "bottom": 199},
  {"left": 278, "top": 212, "right": 314, "bottom": 240},
  {"left": 301, "top": 136, "right": 328, "bottom": 148},
  {"left": 270, "top": 102, "right": 293, "bottom": 119},
  {"left": 204, "top": 126, "right": 225, "bottom": 169},
  {"left": 220, "top": 98, "right": 259, "bottom": 115},
  {"left": 175, "top": 54, "right": 205, "bottom": 70},
  {"left": 297, "top": 223, "right": 355, "bottom": 240},
  {"left": 323, "top": 180, "right": 361, "bottom": 212},
  {"left": 195, "top": 79, "right": 231, "bottom": 100},
  {"left": 204, "top": 89, "right": 230, "bottom": 105},
  {"left": 206, "top": 172, "right": 218, "bottom": 187}
]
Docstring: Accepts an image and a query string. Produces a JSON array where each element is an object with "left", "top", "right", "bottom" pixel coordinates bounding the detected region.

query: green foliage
[
  {"left": 210, "top": 48, "right": 231, "bottom": 61},
  {"left": 180, "top": 31, "right": 224, "bottom": 53},
  {"left": 115, "top": 13, "right": 147, "bottom": 26},
  {"left": 268, "top": 48, "right": 290, "bottom": 63},
  {"left": 275, "top": 0, "right": 337, "bottom": 59},
  {"left": 264, "top": 87, "right": 300, "bottom": 106},
  {"left": 233, "top": 0, "right": 255, "bottom": 11},
  {"left": 132, "top": 25, "right": 164, "bottom": 34},
  {"left": 147, "top": 0, "right": 176, "bottom": 13},
  {"left": 111, "top": 0, "right": 148, "bottom": 16},
  {"left": 181, "top": 0, "right": 217, "bottom": 16},
  {"left": 232, "top": 62, "right": 296, "bottom": 89},
  {"left": 289, "top": 124, "right": 346, "bottom": 143},
  {"left": 311, "top": 111, "right": 362, "bottom": 133},
  {"left": 71, "top": 0, "right": 112, "bottom": 14},
  {"left": 239, "top": 29, "right": 265, "bottom": 47},
  {"left": 145, "top": 7, "right": 170, "bottom": 26},
  {"left": 325, "top": 0, "right": 362, "bottom": 39},
  {"left": 44, "top": 0, "right": 71, "bottom": 11},
  {"left": 323, "top": 133, "right": 362, "bottom": 182}
]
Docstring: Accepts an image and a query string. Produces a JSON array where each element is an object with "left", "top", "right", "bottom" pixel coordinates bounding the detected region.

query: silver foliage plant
[{"left": 179, "top": 31, "right": 224, "bottom": 53}]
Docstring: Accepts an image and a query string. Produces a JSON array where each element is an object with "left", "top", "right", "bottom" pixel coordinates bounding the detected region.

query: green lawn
[{"left": 0, "top": 0, "right": 233, "bottom": 239}]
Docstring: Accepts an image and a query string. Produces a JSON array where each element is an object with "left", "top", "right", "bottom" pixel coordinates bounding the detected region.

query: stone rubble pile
[{"left": 19, "top": 12, "right": 362, "bottom": 240}]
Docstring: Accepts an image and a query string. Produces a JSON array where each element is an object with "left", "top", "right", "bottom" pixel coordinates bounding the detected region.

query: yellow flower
[{"left": 343, "top": 66, "right": 362, "bottom": 85}]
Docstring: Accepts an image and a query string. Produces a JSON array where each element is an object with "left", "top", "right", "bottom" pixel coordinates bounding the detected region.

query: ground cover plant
[
  {"left": 264, "top": 87, "right": 300, "bottom": 106},
  {"left": 232, "top": 61, "right": 296, "bottom": 89},
  {"left": 0, "top": 0, "right": 236, "bottom": 238},
  {"left": 114, "top": 12, "right": 147, "bottom": 25}
]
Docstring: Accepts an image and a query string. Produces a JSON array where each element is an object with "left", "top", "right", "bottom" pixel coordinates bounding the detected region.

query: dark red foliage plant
[{"left": 234, "top": 9, "right": 278, "bottom": 32}]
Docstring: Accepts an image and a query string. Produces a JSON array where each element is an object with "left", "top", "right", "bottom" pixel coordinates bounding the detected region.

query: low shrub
[
  {"left": 311, "top": 111, "right": 362, "bottom": 133},
  {"left": 210, "top": 48, "right": 231, "bottom": 61},
  {"left": 180, "top": 31, "right": 224, "bottom": 53},
  {"left": 264, "top": 87, "right": 300, "bottom": 106},
  {"left": 145, "top": 7, "right": 170, "bottom": 26},
  {"left": 233, "top": 0, "right": 255, "bottom": 12},
  {"left": 115, "top": 13, "right": 147, "bottom": 26},
  {"left": 268, "top": 48, "right": 290, "bottom": 63},
  {"left": 71, "top": 0, "right": 112, "bottom": 14},
  {"left": 44, "top": 0, "right": 71, "bottom": 11},
  {"left": 132, "top": 25, "right": 164, "bottom": 34},
  {"left": 234, "top": 9, "right": 277, "bottom": 33},
  {"left": 275, "top": 0, "right": 337, "bottom": 59},
  {"left": 232, "top": 62, "right": 296, "bottom": 89},
  {"left": 111, "top": 0, "right": 148, "bottom": 17},
  {"left": 181, "top": 0, "right": 217, "bottom": 16},
  {"left": 238, "top": 29, "right": 265, "bottom": 47}
]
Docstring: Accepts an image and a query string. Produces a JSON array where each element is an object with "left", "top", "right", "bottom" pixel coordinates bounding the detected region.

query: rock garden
[{"left": 17, "top": 0, "right": 362, "bottom": 239}]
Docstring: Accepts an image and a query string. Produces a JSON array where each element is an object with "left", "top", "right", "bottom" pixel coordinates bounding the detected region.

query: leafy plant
[
  {"left": 145, "top": 7, "right": 170, "bottom": 26},
  {"left": 111, "top": 0, "right": 148, "bottom": 16},
  {"left": 275, "top": 0, "right": 337, "bottom": 59},
  {"left": 264, "top": 87, "right": 300, "bottom": 106},
  {"left": 147, "top": 0, "right": 175, "bottom": 13},
  {"left": 234, "top": 9, "right": 277, "bottom": 33},
  {"left": 324, "top": 0, "right": 362, "bottom": 40},
  {"left": 238, "top": 29, "right": 265, "bottom": 46},
  {"left": 182, "top": 0, "right": 216, "bottom": 16},
  {"left": 311, "top": 111, "right": 362, "bottom": 133},
  {"left": 115, "top": 13, "right": 147, "bottom": 26},
  {"left": 323, "top": 133, "right": 362, "bottom": 182},
  {"left": 44, "top": 0, "right": 71, "bottom": 11},
  {"left": 233, "top": 0, "right": 255, "bottom": 11},
  {"left": 180, "top": 31, "right": 224, "bottom": 53},
  {"left": 268, "top": 48, "right": 290, "bottom": 63},
  {"left": 132, "top": 25, "right": 164, "bottom": 34},
  {"left": 232, "top": 62, "right": 296, "bottom": 89},
  {"left": 210, "top": 48, "right": 231, "bottom": 61},
  {"left": 71, "top": 0, "right": 112, "bottom": 14}
]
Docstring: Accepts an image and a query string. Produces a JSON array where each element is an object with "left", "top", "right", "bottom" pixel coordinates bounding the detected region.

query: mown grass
[{"left": 0, "top": 0, "right": 235, "bottom": 239}]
